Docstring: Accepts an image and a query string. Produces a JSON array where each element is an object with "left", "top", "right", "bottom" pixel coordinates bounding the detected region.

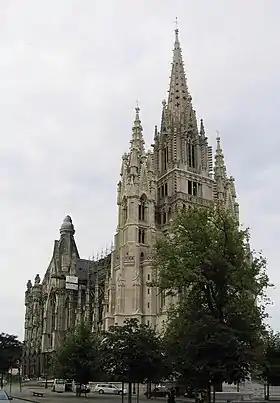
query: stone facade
[
  {"left": 23, "top": 28, "right": 239, "bottom": 376},
  {"left": 22, "top": 216, "right": 111, "bottom": 377},
  {"left": 103, "top": 29, "right": 239, "bottom": 332}
]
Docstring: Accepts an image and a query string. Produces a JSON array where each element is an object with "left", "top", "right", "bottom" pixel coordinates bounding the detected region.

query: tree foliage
[
  {"left": 0, "top": 333, "right": 22, "bottom": 388},
  {"left": 101, "top": 318, "right": 171, "bottom": 384},
  {"left": 262, "top": 331, "right": 280, "bottom": 386},
  {"left": 0, "top": 333, "right": 22, "bottom": 372},
  {"left": 53, "top": 321, "right": 101, "bottom": 387},
  {"left": 154, "top": 207, "right": 270, "bottom": 389}
]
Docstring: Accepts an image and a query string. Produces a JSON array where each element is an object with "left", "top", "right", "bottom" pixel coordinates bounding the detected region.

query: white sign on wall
[
  {"left": 66, "top": 275, "right": 78, "bottom": 291},
  {"left": 66, "top": 276, "right": 78, "bottom": 284},
  {"left": 66, "top": 283, "right": 78, "bottom": 290}
]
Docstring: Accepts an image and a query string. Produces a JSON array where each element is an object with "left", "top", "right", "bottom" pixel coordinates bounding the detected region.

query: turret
[
  {"left": 58, "top": 215, "right": 78, "bottom": 274},
  {"left": 60, "top": 215, "right": 75, "bottom": 236},
  {"left": 213, "top": 135, "right": 239, "bottom": 220},
  {"left": 24, "top": 280, "right": 34, "bottom": 349},
  {"left": 214, "top": 135, "right": 227, "bottom": 203},
  {"left": 117, "top": 105, "right": 153, "bottom": 228},
  {"left": 128, "top": 106, "right": 145, "bottom": 177},
  {"left": 25, "top": 280, "right": 32, "bottom": 306}
]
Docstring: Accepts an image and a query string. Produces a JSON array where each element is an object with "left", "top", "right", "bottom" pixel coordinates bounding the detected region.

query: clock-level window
[
  {"left": 158, "top": 184, "right": 168, "bottom": 198},
  {"left": 188, "top": 180, "right": 202, "bottom": 197}
]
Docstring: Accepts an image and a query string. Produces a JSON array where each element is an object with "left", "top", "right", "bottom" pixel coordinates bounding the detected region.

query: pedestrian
[{"left": 167, "top": 387, "right": 176, "bottom": 403}]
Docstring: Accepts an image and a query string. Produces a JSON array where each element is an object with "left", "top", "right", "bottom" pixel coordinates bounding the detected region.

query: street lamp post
[
  {"left": 17, "top": 360, "right": 22, "bottom": 392},
  {"left": 44, "top": 352, "right": 48, "bottom": 389},
  {"left": 43, "top": 334, "right": 52, "bottom": 389}
]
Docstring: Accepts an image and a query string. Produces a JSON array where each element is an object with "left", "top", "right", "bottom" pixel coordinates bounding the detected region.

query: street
[
  {"left": 6, "top": 382, "right": 280, "bottom": 403},
  {"left": 7, "top": 385, "right": 171, "bottom": 403}
]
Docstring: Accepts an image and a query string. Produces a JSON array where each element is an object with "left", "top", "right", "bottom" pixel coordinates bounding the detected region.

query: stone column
[{"left": 75, "top": 286, "right": 82, "bottom": 326}]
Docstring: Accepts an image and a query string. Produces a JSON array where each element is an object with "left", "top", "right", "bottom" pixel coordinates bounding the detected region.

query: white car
[{"left": 94, "top": 383, "right": 127, "bottom": 395}]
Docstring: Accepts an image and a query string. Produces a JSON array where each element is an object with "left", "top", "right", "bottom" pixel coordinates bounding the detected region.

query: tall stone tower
[
  {"left": 104, "top": 107, "right": 157, "bottom": 328},
  {"left": 41, "top": 215, "right": 80, "bottom": 355},
  {"left": 104, "top": 27, "right": 239, "bottom": 331}
]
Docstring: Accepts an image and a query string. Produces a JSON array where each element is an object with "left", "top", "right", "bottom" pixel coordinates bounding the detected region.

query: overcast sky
[{"left": 0, "top": 0, "right": 280, "bottom": 339}]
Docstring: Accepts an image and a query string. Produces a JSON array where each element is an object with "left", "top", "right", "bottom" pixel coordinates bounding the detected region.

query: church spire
[
  {"left": 167, "top": 22, "right": 191, "bottom": 117},
  {"left": 214, "top": 134, "right": 228, "bottom": 204},
  {"left": 129, "top": 105, "right": 145, "bottom": 156},
  {"left": 214, "top": 134, "right": 227, "bottom": 181},
  {"left": 127, "top": 105, "right": 145, "bottom": 176}
]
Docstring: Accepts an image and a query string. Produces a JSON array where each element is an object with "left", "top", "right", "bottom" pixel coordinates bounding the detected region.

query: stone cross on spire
[{"left": 175, "top": 17, "right": 179, "bottom": 33}]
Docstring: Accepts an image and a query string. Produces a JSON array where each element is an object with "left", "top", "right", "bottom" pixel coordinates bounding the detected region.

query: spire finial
[
  {"left": 135, "top": 100, "right": 140, "bottom": 114},
  {"left": 216, "top": 130, "right": 221, "bottom": 147},
  {"left": 175, "top": 17, "right": 179, "bottom": 35}
]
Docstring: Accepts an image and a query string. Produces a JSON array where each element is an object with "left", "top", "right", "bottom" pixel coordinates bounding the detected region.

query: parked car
[
  {"left": 94, "top": 383, "right": 127, "bottom": 395},
  {"left": 152, "top": 385, "right": 169, "bottom": 398}
]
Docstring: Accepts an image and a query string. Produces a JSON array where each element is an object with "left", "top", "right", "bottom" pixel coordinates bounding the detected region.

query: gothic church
[{"left": 23, "top": 28, "right": 239, "bottom": 377}]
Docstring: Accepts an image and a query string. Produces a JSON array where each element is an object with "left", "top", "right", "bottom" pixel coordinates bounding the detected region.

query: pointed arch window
[
  {"left": 122, "top": 197, "right": 128, "bottom": 223},
  {"left": 163, "top": 146, "right": 168, "bottom": 171},
  {"left": 51, "top": 294, "right": 56, "bottom": 332},
  {"left": 186, "top": 138, "right": 196, "bottom": 169},
  {"left": 138, "top": 195, "right": 146, "bottom": 221},
  {"left": 138, "top": 228, "right": 145, "bottom": 244}
]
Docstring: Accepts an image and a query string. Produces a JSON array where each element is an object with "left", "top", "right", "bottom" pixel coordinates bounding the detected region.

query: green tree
[
  {"left": 0, "top": 333, "right": 22, "bottom": 388},
  {"left": 261, "top": 331, "right": 280, "bottom": 399},
  {"left": 53, "top": 321, "right": 101, "bottom": 395},
  {"left": 154, "top": 207, "right": 270, "bottom": 395},
  {"left": 101, "top": 319, "right": 171, "bottom": 403}
]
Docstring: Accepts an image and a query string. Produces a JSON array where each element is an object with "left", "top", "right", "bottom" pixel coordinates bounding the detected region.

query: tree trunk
[
  {"left": 121, "top": 382, "right": 124, "bottom": 403},
  {"left": 128, "top": 382, "right": 132, "bottom": 403},
  {"left": 0, "top": 373, "right": 3, "bottom": 389},
  {"left": 213, "top": 380, "right": 223, "bottom": 392},
  {"left": 147, "top": 382, "right": 151, "bottom": 399},
  {"left": 207, "top": 382, "right": 211, "bottom": 403},
  {"left": 266, "top": 383, "right": 270, "bottom": 401},
  {"left": 137, "top": 382, "right": 140, "bottom": 403}
]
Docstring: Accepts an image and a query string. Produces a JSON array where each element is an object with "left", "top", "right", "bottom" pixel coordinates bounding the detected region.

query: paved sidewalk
[
  {"left": 8, "top": 386, "right": 92, "bottom": 403},
  {"left": 8, "top": 385, "right": 275, "bottom": 403},
  {"left": 8, "top": 386, "right": 169, "bottom": 403}
]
